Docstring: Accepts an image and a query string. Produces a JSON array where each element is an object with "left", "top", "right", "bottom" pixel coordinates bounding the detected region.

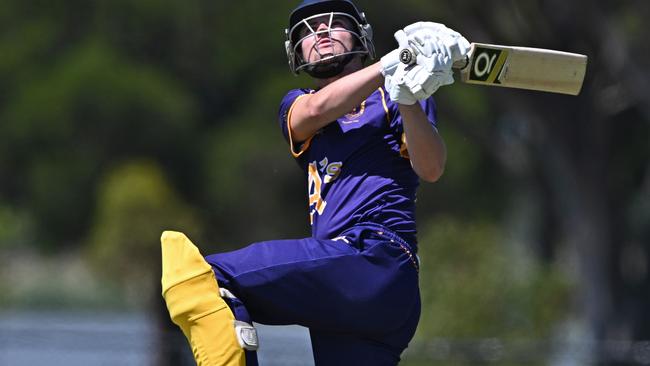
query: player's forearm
[
  {"left": 399, "top": 103, "right": 446, "bottom": 182},
  {"left": 290, "top": 62, "right": 384, "bottom": 142}
]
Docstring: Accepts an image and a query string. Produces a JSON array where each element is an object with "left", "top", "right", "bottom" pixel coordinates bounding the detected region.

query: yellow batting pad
[{"left": 161, "top": 231, "right": 246, "bottom": 366}]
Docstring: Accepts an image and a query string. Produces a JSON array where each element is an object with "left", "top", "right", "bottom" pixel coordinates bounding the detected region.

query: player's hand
[
  {"left": 386, "top": 59, "right": 454, "bottom": 104},
  {"left": 382, "top": 22, "right": 469, "bottom": 78},
  {"left": 396, "top": 21, "right": 471, "bottom": 63},
  {"left": 384, "top": 21, "right": 466, "bottom": 101},
  {"left": 384, "top": 66, "right": 417, "bottom": 105},
  {"left": 392, "top": 37, "right": 455, "bottom": 100},
  {"left": 402, "top": 62, "right": 455, "bottom": 100},
  {"left": 380, "top": 49, "right": 401, "bottom": 77}
]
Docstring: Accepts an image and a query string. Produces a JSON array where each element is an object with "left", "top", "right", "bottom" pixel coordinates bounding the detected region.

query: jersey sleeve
[{"left": 278, "top": 88, "right": 313, "bottom": 158}]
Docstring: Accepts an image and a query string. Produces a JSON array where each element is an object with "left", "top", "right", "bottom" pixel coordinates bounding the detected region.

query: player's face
[{"left": 298, "top": 14, "right": 356, "bottom": 64}]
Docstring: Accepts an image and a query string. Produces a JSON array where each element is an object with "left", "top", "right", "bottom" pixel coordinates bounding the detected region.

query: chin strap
[{"left": 304, "top": 53, "right": 355, "bottom": 79}]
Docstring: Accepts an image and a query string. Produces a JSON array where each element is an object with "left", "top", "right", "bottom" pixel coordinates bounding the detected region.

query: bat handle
[
  {"left": 398, "top": 48, "right": 417, "bottom": 65},
  {"left": 452, "top": 56, "right": 469, "bottom": 70},
  {"left": 399, "top": 47, "right": 470, "bottom": 70}
]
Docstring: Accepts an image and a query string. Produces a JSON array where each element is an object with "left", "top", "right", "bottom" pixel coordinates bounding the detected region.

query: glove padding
[
  {"left": 381, "top": 21, "right": 469, "bottom": 77},
  {"left": 385, "top": 37, "right": 455, "bottom": 103},
  {"left": 385, "top": 69, "right": 418, "bottom": 105},
  {"left": 396, "top": 21, "right": 471, "bottom": 63},
  {"left": 383, "top": 21, "right": 470, "bottom": 103},
  {"left": 380, "top": 49, "right": 401, "bottom": 77}
]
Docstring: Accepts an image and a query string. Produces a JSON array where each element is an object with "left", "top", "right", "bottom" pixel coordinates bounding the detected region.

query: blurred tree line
[{"left": 0, "top": 0, "right": 648, "bottom": 364}]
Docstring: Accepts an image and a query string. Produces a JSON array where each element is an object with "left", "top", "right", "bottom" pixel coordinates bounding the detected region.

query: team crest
[{"left": 342, "top": 100, "right": 366, "bottom": 124}]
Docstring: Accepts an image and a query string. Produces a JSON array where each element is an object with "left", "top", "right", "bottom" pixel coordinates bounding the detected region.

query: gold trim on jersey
[
  {"left": 378, "top": 87, "right": 410, "bottom": 159},
  {"left": 287, "top": 93, "right": 315, "bottom": 158},
  {"left": 399, "top": 132, "right": 410, "bottom": 159},
  {"left": 377, "top": 87, "right": 391, "bottom": 125}
]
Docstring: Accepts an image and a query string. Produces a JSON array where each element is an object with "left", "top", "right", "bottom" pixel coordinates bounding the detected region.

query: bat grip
[
  {"left": 452, "top": 57, "right": 469, "bottom": 70},
  {"left": 399, "top": 47, "right": 470, "bottom": 70}
]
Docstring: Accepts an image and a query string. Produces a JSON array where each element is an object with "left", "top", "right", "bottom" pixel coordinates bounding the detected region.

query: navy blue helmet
[{"left": 285, "top": 0, "right": 375, "bottom": 78}]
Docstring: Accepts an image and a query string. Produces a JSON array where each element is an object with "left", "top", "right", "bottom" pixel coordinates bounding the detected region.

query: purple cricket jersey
[{"left": 278, "top": 87, "right": 438, "bottom": 249}]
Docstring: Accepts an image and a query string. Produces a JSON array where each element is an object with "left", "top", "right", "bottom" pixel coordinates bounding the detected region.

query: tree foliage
[{"left": 86, "top": 160, "right": 201, "bottom": 307}]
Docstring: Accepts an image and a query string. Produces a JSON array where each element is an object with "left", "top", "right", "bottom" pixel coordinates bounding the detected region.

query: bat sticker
[{"left": 468, "top": 46, "right": 510, "bottom": 84}]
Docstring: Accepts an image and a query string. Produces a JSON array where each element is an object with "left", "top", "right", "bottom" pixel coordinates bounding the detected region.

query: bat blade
[{"left": 456, "top": 43, "right": 588, "bottom": 95}]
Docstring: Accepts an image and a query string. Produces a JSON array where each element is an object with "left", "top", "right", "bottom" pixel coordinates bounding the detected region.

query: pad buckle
[{"left": 234, "top": 320, "right": 259, "bottom": 351}]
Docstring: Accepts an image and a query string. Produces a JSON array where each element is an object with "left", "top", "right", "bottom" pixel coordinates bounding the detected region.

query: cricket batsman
[{"left": 160, "top": 0, "right": 470, "bottom": 364}]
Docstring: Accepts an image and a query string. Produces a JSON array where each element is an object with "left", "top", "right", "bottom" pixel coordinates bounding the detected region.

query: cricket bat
[{"left": 400, "top": 43, "right": 588, "bottom": 95}]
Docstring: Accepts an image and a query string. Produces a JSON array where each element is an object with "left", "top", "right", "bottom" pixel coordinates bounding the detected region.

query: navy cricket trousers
[{"left": 205, "top": 223, "right": 421, "bottom": 366}]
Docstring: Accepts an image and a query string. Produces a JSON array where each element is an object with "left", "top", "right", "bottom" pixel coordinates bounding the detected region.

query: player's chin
[
  {"left": 312, "top": 50, "right": 348, "bottom": 65},
  {"left": 306, "top": 54, "right": 331, "bottom": 66}
]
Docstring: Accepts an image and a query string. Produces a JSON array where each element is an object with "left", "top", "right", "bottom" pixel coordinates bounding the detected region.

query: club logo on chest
[{"left": 343, "top": 100, "right": 366, "bottom": 124}]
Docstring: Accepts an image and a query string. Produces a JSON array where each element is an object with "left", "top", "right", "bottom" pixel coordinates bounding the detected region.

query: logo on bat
[{"left": 468, "top": 46, "right": 509, "bottom": 84}]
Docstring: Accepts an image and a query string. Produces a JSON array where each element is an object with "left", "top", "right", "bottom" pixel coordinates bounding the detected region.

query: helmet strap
[{"left": 303, "top": 53, "right": 355, "bottom": 79}]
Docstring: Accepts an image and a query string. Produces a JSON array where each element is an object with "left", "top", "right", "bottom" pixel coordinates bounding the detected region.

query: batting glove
[
  {"left": 381, "top": 21, "right": 470, "bottom": 80},
  {"left": 385, "top": 65, "right": 418, "bottom": 105},
  {"left": 393, "top": 37, "right": 455, "bottom": 100},
  {"left": 380, "top": 49, "right": 401, "bottom": 77},
  {"left": 398, "top": 21, "right": 471, "bottom": 63}
]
